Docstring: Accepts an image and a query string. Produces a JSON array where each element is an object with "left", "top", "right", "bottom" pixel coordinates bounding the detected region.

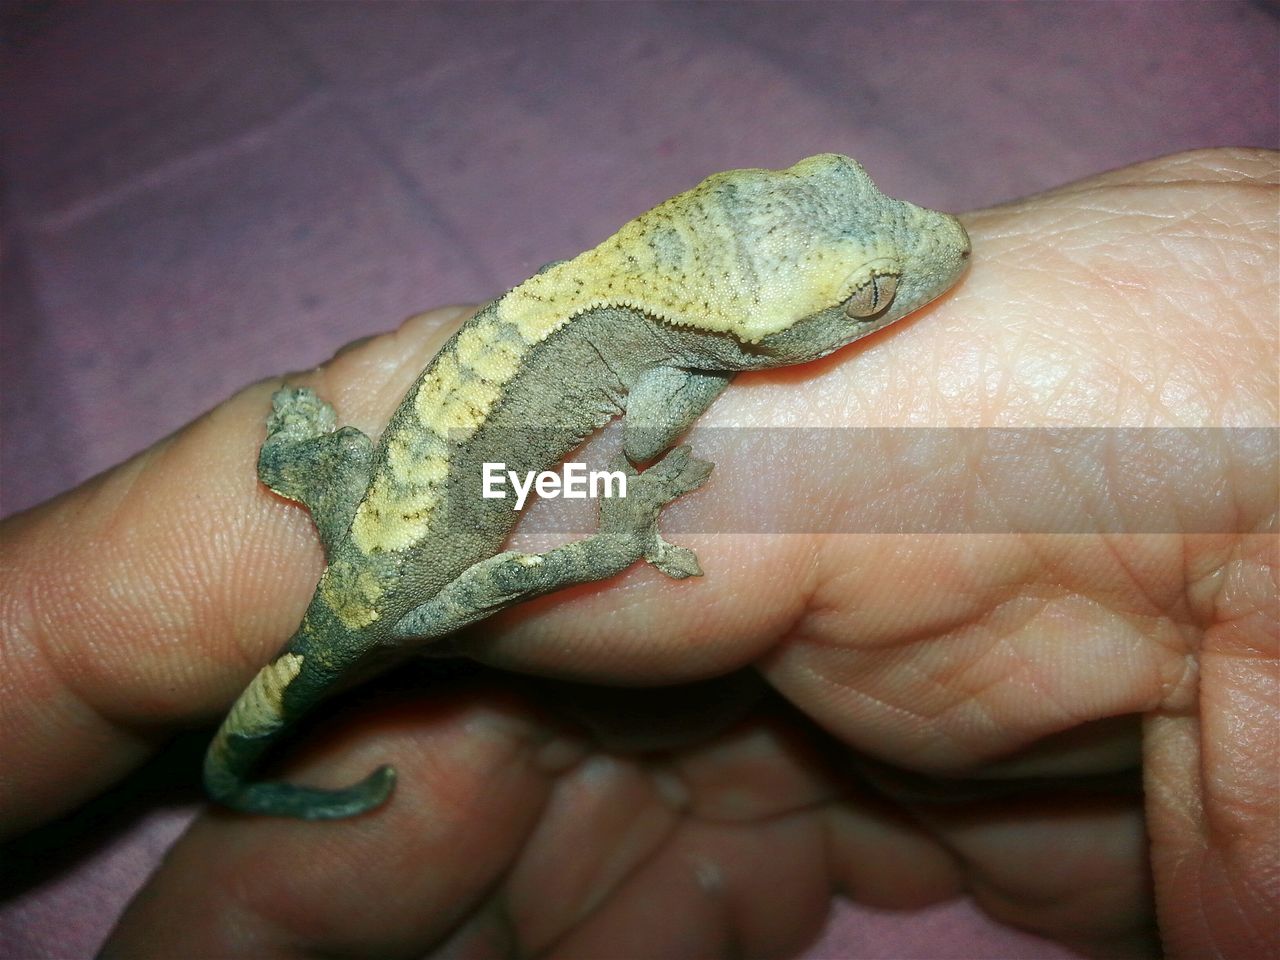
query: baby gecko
[{"left": 204, "top": 154, "right": 970, "bottom": 819}]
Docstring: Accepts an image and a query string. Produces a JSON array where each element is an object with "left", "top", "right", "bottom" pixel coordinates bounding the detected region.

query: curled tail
[{"left": 203, "top": 650, "right": 395, "bottom": 820}]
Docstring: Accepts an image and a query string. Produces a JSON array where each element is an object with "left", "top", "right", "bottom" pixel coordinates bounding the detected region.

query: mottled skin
[{"left": 204, "top": 154, "right": 971, "bottom": 819}]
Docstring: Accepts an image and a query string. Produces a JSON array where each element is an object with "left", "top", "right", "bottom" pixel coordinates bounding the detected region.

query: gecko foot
[
  {"left": 602, "top": 445, "right": 711, "bottom": 579},
  {"left": 266, "top": 386, "right": 338, "bottom": 442},
  {"left": 258, "top": 386, "right": 374, "bottom": 555}
]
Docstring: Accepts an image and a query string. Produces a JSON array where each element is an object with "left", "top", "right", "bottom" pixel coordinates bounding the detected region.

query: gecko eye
[{"left": 843, "top": 271, "right": 899, "bottom": 319}]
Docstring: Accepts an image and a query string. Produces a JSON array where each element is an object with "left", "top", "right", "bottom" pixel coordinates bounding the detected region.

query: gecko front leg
[
  {"left": 393, "top": 445, "right": 711, "bottom": 641},
  {"left": 622, "top": 366, "right": 732, "bottom": 464},
  {"left": 257, "top": 386, "right": 374, "bottom": 556}
]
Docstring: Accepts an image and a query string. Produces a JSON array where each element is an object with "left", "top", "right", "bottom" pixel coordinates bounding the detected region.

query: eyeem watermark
[{"left": 482, "top": 462, "right": 628, "bottom": 511}]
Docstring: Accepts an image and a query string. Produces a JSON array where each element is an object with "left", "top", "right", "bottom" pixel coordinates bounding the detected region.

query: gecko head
[{"left": 685, "top": 153, "right": 970, "bottom": 361}]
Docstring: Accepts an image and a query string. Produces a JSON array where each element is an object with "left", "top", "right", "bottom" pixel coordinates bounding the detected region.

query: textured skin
[{"left": 203, "top": 154, "right": 971, "bottom": 819}]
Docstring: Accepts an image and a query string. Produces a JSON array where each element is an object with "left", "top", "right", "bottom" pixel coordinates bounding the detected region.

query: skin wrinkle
[
  {"left": 0, "top": 575, "right": 156, "bottom": 833},
  {"left": 0, "top": 582, "right": 85, "bottom": 749},
  {"left": 784, "top": 644, "right": 931, "bottom": 735},
  {"left": 790, "top": 533, "right": 825, "bottom": 615},
  {"left": 1222, "top": 436, "right": 1255, "bottom": 538},
  {"left": 938, "top": 574, "right": 1148, "bottom": 746},
  {"left": 790, "top": 574, "right": 948, "bottom": 659},
  {"left": 905, "top": 635, "right": 994, "bottom": 741},
  {"left": 1160, "top": 638, "right": 1201, "bottom": 713},
  {"left": 965, "top": 437, "right": 1015, "bottom": 531},
  {"left": 117, "top": 550, "right": 235, "bottom": 708},
  {"left": 103, "top": 455, "right": 233, "bottom": 662},
  {"left": 1188, "top": 439, "right": 1235, "bottom": 537},
  {"left": 871, "top": 663, "right": 987, "bottom": 762},
  {"left": 987, "top": 608, "right": 1065, "bottom": 709},
  {"left": 1223, "top": 870, "right": 1268, "bottom": 956},
  {"left": 1008, "top": 330, "right": 1090, "bottom": 424},
  {"left": 84, "top": 449, "right": 160, "bottom": 542},
  {"left": 766, "top": 565, "right": 826, "bottom": 654},
  {"left": 1182, "top": 555, "right": 1274, "bottom": 849},
  {"left": 978, "top": 330, "right": 1023, "bottom": 418},
  {"left": 860, "top": 640, "right": 952, "bottom": 727},
  {"left": 938, "top": 632, "right": 1032, "bottom": 747},
  {"left": 19, "top": 567, "right": 142, "bottom": 741},
  {"left": 1095, "top": 532, "right": 1171, "bottom": 621},
  {"left": 1077, "top": 436, "right": 1130, "bottom": 534}
]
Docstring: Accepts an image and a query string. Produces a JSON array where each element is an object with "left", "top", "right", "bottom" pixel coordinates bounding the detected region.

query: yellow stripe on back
[
  {"left": 350, "top": 155, "right": 882, "bottom": 554},
  {"left": 350, "top": 307, "right": 533, "bottom": 554},
  {"left": 500, "top": 155, "right": 884, "bottom": 346}
]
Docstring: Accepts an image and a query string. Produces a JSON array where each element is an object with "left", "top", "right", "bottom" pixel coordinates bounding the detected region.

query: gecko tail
[
  {"left": 203, "top": 650, "right": 397, "bottom": 820},
  {"left": 206, "top": 761, "right": 396, "bottom": 820}
]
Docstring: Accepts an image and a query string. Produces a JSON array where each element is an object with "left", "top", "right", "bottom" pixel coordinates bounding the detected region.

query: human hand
[{"left": 2, "top": 148, "right": 1274, "bottom": 958}]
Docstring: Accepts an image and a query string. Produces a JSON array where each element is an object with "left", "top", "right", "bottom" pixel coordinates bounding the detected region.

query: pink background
[{"left": 2, "top": 2, "right": 1276, "bottom": 957}]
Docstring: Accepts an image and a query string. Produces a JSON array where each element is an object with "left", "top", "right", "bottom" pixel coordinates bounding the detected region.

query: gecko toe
[{"left": 647, "top": 541, "right": 703, "bottom": 579}]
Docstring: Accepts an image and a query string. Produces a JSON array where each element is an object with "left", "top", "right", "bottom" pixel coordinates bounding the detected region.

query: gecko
[{"left": 203, "top": 154, "right": 970, "bottom": 820}]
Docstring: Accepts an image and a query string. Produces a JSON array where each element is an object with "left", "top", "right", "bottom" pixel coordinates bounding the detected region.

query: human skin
[{"left": 1, "top": 148, "right": 1274, "bottom": 959}]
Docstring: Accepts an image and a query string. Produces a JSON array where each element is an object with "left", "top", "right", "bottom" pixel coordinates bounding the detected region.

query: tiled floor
[{"left": 2, "top": 2, "right": 1275, "bottom": 956}]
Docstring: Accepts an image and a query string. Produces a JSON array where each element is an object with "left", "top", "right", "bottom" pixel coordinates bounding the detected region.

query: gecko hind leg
[
  {"left": 257, "top": 386, "right": 374, "bottom": 555},
  {"left": 207, "top": 445, "right": 711, "bottom": 821},
  {"left": 394, "top": 445, "right": 713, "bottom": 642}
]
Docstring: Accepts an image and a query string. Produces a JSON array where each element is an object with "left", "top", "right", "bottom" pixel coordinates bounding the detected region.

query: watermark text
[{"left": 482, "top": 462, "right": 627, "bottom": 511}]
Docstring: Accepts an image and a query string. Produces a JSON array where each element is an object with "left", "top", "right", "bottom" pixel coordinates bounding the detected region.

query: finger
[
  {"left": 916, "top": 791, "right": 1158, "bottom": 957},
  {"left": 468, "top": 716, "right": 831, "bottom": 958},
  {"left": 498, "top": 706, "right": 958, "bottom": 958},
  {"left": 0, "top": 307, "right": 469, "bottom": 833},
  {"left": 544, "top": 811, "right": 832, "bottom": 959},
  {"left": 101, "top": 681, "right": 568, "bottom": 959},
  {"left": 1145, "top": 533, "right": 1279, "bottom": 958}
]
